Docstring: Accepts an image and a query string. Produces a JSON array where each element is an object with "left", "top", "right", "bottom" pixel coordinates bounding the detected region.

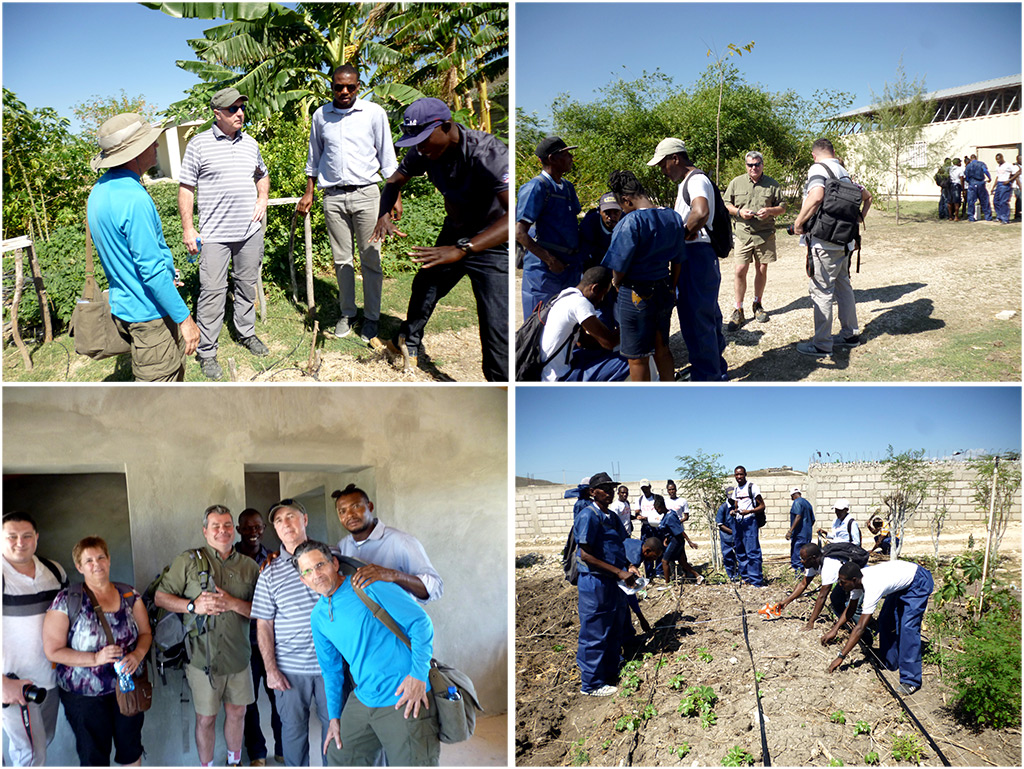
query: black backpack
[
  {"left": 822, "top": 541, "right": 870, "bottom": 569},
  {"left": 561, "top": 526, "right": 580, "bottom": 585},
  {"left": 681, "top": 169, "right": 734, "bottom": 259},
  {"left": 514, "top": 292, "right": 577, "bottom": 381},
  {"left": 734, "top": 482, "right": 767, "bottom": 528},
  {"left": 807, "top": 163, "right": 863, "bottom": 246}
]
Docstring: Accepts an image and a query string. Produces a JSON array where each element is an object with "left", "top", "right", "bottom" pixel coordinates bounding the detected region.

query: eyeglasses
[
  {"left": 219, "top": 104, "right": 245, "bottom": 114},
  {"left": 332, "top": 82, "right": 359, "bottom": 92},
  {"left": 299, "top": 560, "right": 334, "bottom": 579},
  {"left": 746, "top": 162, "right": 762, "bottom": 168}
]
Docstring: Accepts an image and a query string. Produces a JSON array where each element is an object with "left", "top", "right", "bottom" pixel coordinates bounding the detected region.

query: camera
[
  {"left": 3, "top": 674, "right": 46, "bottom": 707},
  {"left": 786, "top": 223, "right": 796, "bottom": 236}
]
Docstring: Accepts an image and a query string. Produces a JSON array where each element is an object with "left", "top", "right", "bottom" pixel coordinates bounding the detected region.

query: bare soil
[
  {"left": 515, "top": 532, "right": 1022, "bottom": 767},
  {"left": 514, "top": 208, "right": 1022, "bottom": 381}
]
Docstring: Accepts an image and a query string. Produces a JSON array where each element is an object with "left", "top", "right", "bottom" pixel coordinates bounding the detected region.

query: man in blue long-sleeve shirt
[
  {"left": 295, "top": 540, "right": 439, "bottom": 766},
  {"left": 87, "top": 113, "right": 200, "bottom": 380}
]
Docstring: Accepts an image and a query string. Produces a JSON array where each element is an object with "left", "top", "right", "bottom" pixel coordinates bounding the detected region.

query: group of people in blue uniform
[
  {"left": 940, "top": 153, "right": 1021, "bottom": 224},
  {"left": 516, "top": 136, "right": 728, "bottom": 382},
  {"left": 566, "top": 472, "right": 934, "bottom": 699}
]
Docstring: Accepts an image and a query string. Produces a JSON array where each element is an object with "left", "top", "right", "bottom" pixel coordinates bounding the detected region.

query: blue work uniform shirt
[
  {"left": 517, "top": 173, "right": 582, "bottom": 256},
  {"left": 623, "top": 538, "right": 644, "bottom": 568},
  {"left": 602, "top": 207, "right": 686, "bottom": 282},
  {"left": 715, "top": 502, "right": 734, "bottom": 544},
  {"left": 658, "top": 510, "right": 685, "bottom": 539},
  {"left": 573, "top": 502, "right": 628, "bottom": 575},
  {"left": 965, "top": 160, "right": 991, "bottom": 183},
  {"left": 789, "top": 497, "right": 816, "bottom": 540}
]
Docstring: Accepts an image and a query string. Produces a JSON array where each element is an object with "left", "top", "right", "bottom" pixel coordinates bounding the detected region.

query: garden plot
[{"left": 516, "top": 552, "right": 1020, "bottom": 767}]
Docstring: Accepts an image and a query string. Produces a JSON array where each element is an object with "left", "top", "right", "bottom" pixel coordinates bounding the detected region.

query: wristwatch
[
  {"left": 455, "top": 237, "right": 475, "bottom": 254},
  {"left": 186, "top": 600, "right": 196, "bottom": 614},
  {"left": 836, "top": 651, "right": 845, "bottom": 659}
]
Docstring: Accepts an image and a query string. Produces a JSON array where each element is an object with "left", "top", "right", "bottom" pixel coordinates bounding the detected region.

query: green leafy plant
[
  {"left": 854, "top": 720, "right": 872, "bottom": 736},
  {"left": 754, "top": 671, "right": 765, "bottom": 683},
  {"left": 615, "top": 705, "right": 656, "bottom": 732},
  {"left": 601, "top": 739, "right": 611, "bottom": 750},
  {"left": 865, "top": 751, "right": 880, "bottom": 766},
  {"left": 655, "top": 657, "right": 669, "bottom": 670},
  {"left": 828, "top": 760, "right": 844, "bottom": 767},
  {"left": 698, "top": 647, "right": 714, "bottom": 663},
  {"left": 672, "top": 743, "right": 692, "bottom": 759},
  {"left": 891, "top": 734, "right": 925, "bottom": 764},
  {"left": 951, "top": 605, "right": 1022, "bottom": 728},
  {"left": 830, "top": 710, "right": 846, "bottom": 724},
  {"left": 678, "top": 685, "right": 717, "bottom": 729},
  {"left": 570, "top": 737, "right": 589, "bottom": 766},
  {"left": 668, "top": 674, "right": 687, "bottom": 690},
  {"left": 721, "top": 746, "right": 754, "bottom": 766},
  {"left": 552, "top": 644, "right": 565, "bottom": 652}
]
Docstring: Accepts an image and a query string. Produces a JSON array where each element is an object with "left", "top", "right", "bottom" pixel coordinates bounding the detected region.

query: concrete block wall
[{"left": 516, "top": 463, "right": 1021, "bottom": 541}]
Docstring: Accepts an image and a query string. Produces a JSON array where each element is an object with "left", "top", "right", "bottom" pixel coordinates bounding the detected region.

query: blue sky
[
  {"left": 516, "top": 2, "right": 1022, "bottom": 128},
  {"left": 515, "top": 387, "right": 1022, "bottom": 484},
  {"left": 3, "top": 3, "right": 215, "bottom": 132}
]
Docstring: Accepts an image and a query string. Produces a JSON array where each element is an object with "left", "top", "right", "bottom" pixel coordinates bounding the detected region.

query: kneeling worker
[
  {"left": 775, "top": 543, "right": 852, "bottom": 629},
  {"left": 822, "top": 560, "right": 933, "bottom": 695}
]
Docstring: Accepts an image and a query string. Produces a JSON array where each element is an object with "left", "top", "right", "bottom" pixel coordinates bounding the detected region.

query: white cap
[
  {"left": 640, "top": 478, "right": 651, "bottom": 488},
  {"left": 834, "top": 498, "right": 850, "bottom": 510},
  {"left": 791, "top": 487, "right": 801, "bottom": 496},
  {"left": 647, "top": 137, "right": 687, "bottom": 166}
]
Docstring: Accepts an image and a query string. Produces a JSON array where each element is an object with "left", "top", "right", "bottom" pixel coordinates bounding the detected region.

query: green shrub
[{"left": 952, "top": 607, "right": 1022, "bottom": 728}]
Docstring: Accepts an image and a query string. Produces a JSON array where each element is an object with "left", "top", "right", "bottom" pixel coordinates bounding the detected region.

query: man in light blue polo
[
  {"left": 179, "top": 86, "right": 270, "bottom": 380},
  {"left": 298, "top": 64, "right": 398, "bottom": 346},
  {"left": 297, "top": 540, "right": 439, "bottom": 766},
  {"left": 251, "top": 500, "right": 333, "bottom": 767},
  {"left": 87, "top": 113, "right": 200, "bottom": 381}
]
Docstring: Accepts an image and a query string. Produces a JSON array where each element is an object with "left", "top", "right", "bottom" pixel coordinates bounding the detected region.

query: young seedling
[
  {"left": 754, "top": 671, "right": 766, "bottom": 683},
  {"left": 854, "top": 720, "right": 872, "bottom": 736},
  {"left": 672, "top": 743, "right": 692, "bottom": 759},
  {"left": 891, "top": 734, "right": 925, "bottom": 764},
  {"left": 553, "top": 644, "right": 565, "bottom": 652},
  {"left": 615, "top": 705, "right": 657, "bottom": 732},
  {"left": 601, "top": 739, "right": 611, "bottom": 750},
  {"left": 570, "top": 738, "right": 589, "bottom": 766},
  {"left": 828, "top": 760, "right": 844, "bottom": 767},
  {"left": 864, "top": 751, "right": 880, "bottom": 766},
  {"left": 698, "top": 647, "right": 714, "bottom": 663},
  {"left": 655, "top": 657, "right": 669, "bottom": 671},
  {"left": 830, "top": 710, "right": 846, "bottom": 724},
  {"left": 678, "top": 685, "right": 718, "bottom": 729},
  {"left": 721, "top": 746, "right": 755, "bottom": 766},
  {"left": 668, "top": 674, "right": 687, "bottom": 690}
]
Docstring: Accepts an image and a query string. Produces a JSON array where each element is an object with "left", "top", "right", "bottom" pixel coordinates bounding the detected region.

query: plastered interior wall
[
  {"left": 3, "top": 386, "right": 508, "bottom": 713},
  {"left": 516, "top": 463, "right": 1020, "bottom": 542}
]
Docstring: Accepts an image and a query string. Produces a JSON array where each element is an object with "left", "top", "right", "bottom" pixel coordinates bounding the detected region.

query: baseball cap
[
  {"left": 647, "top": 137, "right": 687, "bottom": 166},
  {"left": 394, "top": 98, "right": 451, "bottom": 147},
  {"left": 535, "top": 136, "right": 578, "bottom": 160},
  {"left": 211, "top": 87, "right": 248, "bottom": 109},
  {"left": 834, "top": 498, "right": 850, "bottom": 510},
  {"left": 791, "top": 487, "right": 802, "bottom": 495},
  {"left": 598, "top": 192, "right": 621, "bottom": 212}
]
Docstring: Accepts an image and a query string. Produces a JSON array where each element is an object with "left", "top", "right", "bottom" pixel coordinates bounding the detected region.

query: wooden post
[
  {"left": 25, "top": 224, "right": 52, "bottom": 342},
  {"left": 256, "top": 218, "right": 267, "bottom": 323},
  {"left": 976, "top": 456, "right": 999, "bottom": 620},
  {"left": 288, "top": 209, "right": 300, "bottom": 304},
  {"left": 304, "top": 212, "right": 315, "bottom": 324},
  {"left": 9, "top": 248, "right": 33, "bottom": 370}
]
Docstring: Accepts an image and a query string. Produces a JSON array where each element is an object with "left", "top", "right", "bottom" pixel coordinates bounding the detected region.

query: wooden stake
[
  {"left": 9, "top": 249, "right": 33, "bottom": 370},
  {"left": 976, "top": 456, "right": 999, "bottom": 620}
]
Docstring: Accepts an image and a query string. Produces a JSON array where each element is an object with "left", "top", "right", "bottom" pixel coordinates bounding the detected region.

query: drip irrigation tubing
[
  {"left": 824, "top": 606, "right": 952, "bottom": 766},
  {"left": 729, "top": 583, "right": 773, "bottom": 766}
]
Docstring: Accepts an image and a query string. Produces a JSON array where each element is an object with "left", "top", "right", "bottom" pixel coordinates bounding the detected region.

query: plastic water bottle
[
  {"left": 445, "top": 686, "right": 461, "bottom": 701},
  {"left": 189, "top": 236, "right": 202, "bottom": 264},
  {"left": 113, "top": 659, "right": 135, "bottom": 693}
]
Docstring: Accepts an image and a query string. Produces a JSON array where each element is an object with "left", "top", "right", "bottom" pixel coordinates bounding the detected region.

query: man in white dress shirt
[{"left": 298, "top": 64, "right": 399, "bottom": 345}]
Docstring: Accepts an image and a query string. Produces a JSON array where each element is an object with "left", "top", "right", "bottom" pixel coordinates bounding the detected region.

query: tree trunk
[{"left": 478, "top": 78, "right": 491, "bottom": 134}]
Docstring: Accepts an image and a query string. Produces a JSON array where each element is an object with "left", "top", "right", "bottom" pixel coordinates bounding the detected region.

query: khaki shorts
[
  {"left": 186, "top": 663, "right": 254, "bottom": 716},
  {"left": 735, "top": 237, "right": 777, "bottom": 265},
  {"left": 115, "top": 316, "right": 186, "bottom": 381}
]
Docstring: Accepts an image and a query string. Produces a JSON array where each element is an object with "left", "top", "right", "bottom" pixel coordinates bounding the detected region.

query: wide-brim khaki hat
[{"left": 91, "top": 113, "right": 166, "bottom": 171}]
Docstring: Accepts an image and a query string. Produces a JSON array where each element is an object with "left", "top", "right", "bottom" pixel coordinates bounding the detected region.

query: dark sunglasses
[
  {"left": 746, "top": 162, "right": 762, "bottom": 168},
  {"left": 332, "top": 82, "right": 359, "bottom": 92},
  {"left": 219, "top": 104, "right": 245, "bottom": 114}
]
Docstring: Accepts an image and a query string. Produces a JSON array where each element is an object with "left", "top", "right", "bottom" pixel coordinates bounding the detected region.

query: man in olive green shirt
[
  {"left": 723, "top": 151, "right": 786, "bottom": 330},
  {"left": 155, "top": 505, "right": 259, "bottom": 767}
]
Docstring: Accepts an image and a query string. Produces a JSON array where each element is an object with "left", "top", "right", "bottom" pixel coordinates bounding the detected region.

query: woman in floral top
[{"left": 43, "top": 536, "right": 151, "bottom": 766}]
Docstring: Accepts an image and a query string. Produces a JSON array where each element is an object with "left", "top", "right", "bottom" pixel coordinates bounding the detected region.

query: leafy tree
[
  {"left": 878, "top": 446, "right": 930, "bottom": 560},
  {"left": 967, "top": 453, "right": 1021, "bottom": 568},
  {"left": 851, "top": 61, "right": 953, "bottom": 224},
  {"left": 72, "top": 91, "right": 159, "bottom": 140},
  {"left": 704, "top": 40, "right": 755, "bottom": 184},
  {"left": 929, "top": 468, "right": 953, "bottom": 561},
  {"left": 675, "top": 450, "right": 729, "bottom": 571},
  {"left": 2, "top": 88, "right": 93, "bottom": 241}
]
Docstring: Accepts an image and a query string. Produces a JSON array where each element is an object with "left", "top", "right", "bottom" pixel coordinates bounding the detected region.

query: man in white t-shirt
[
  {"left": 609, "top": 486, "right": 633, "bottom": 537},
  {"left": 793, "top": 138, "right": 872, "bottom": 358},
  {"left": 647, "top": 137, "right": 727, "bottom": 381},
  {"left": 823, "top": 560, "right": 933, "bottom": 695},
  {"left": 539, "top": 266, "right": 629, "bottom": 382},
  {"left": 775, "top": 543, "right": 857, "bottom": 630},
  {"left": 991, "top": 153, "right": 1020, "bottom": 225},
  {"left": 947, "top": 158, "right": 965, "bottom": 221},
  {"left": 727, "top": 465, "right": 766, "bottom": 587},
  {"left": 2, "top": 512, "right": 67, "bottom": 767},
  {"left": 818, "top": 499, "right": 861, "bottom": 547}
]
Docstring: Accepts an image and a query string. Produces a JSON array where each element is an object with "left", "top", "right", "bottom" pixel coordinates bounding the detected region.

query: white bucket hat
[{"left": 91, "top": 113, "right": 166, "bottom": 171}]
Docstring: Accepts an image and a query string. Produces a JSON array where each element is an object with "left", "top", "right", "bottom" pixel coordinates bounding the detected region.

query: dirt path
[
  {"left": 514, "top": 209, "right": 1021, "bottom": 381},
  {"left": 516, "top": 531, "right": 1022, "bottom": 767}
]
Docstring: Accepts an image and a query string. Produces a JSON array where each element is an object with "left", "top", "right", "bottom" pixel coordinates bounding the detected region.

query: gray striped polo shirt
[
  {"left": 179, "top": 124, "right": 268, "bottom": 244},
  {"left": 250, "top": 546, "right": 323, "bottom": 675}
]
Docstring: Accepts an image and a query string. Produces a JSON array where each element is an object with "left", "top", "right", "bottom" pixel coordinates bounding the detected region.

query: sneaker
[
  {"left": 753, "top": 302, "right": 770, "bottom": 323},
  {"left": 251, "top": 760, "right": 267, "bottom": 767},
  {"left": 581, "top": 684, "right": 617, "bottom": 697},
  {"left": 796, "top": 341, "right": 829, "bottom": 358},
  {"left": 896, "top": 683, "right": 920, "bottom": 696},
  {"left": 727, "top": 308, "right": 744, "bottom": 332},
  {"left": 359, "top": 319, "right": 379, "bottom": 344},
  {"left": 383, "top": 336, "right": 417, "bottom": 370},
  {"left": 832, "top": 334, "right": 861, "bottom": 348},
  {"left": 239, "top": 335, "right": 269, "bottom": 356},
  {"left": 696, "top": 575, "right": 706, "bottom": 585},
  {"left": 198, "top": 356, "right": 223, "bottom": 380},
  {"left": 333, "top": 316, "right": 353, "bottom": 338}
]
